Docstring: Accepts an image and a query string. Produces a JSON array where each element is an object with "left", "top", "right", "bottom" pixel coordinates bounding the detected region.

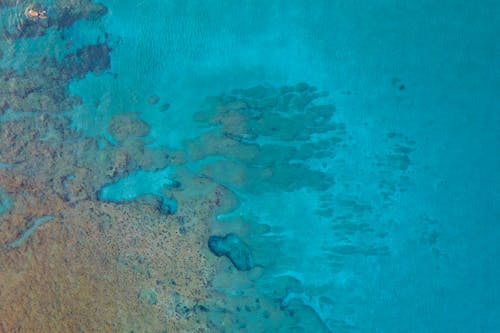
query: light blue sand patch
[
  {"left": 8, "top": 216, "right": 53, "bottom": 248},
  {"left": 97, "top": 168, "right": 177, "bottom": 213},
  {"left": 0, "top": 189, "right": 11, "bottom": 216},
  {"left": 0, "top": 109, "right": 37, "bottom": 122}
]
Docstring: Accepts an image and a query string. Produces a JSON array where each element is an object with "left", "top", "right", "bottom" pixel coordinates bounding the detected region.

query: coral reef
[
  {"left": 61, "top": 40, "right": 112, "bottom": 79},
  {"left": 0, "top": 2, "right": 221, "bottom": 332},
  {"left": 208, "top": 233, "right": 254, "bottom": 271},
  {"left": 0, "top": 67, "right": 348, "bottom": 331},
  {"left": 50, "top": 0, "right": 107, "bottom": 28},
  {"left": 107, "top": 112, "right": 151, "bottom": 142},
  {"left": 0, "top": 38, "right": 110, "bottom": 114},
  {"left": 0, "top": 109, "right": 225, "bottom": 331},
  {"left": 186, "top": 83, "right": 341, "bottom": 194},
  {"left": 2, "top": 0, "right": 107, "bottom": 39},
  {"left": 0, "top": 0, "right": 365, "bottom": 331}
]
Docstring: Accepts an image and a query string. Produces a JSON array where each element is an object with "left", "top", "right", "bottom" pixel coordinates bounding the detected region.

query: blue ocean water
[{"left": 1, "top": 0, "right": 499, "bottom": 332}]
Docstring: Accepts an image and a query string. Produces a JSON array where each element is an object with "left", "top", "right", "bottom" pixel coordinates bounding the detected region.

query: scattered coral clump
[
  {"left": 107, "top": 112, "right": 151, "bottom": 142},
  {"left": 186, "top": 83, "right": 343, "bottom": 193},
  {"left": 208, "top": 233, "right": 254, "bottom": 271}
]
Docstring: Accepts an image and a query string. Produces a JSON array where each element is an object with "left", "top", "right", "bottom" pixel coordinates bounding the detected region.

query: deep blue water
[{"left": 1, "top": 0, "right": 499, "bottom": 332}]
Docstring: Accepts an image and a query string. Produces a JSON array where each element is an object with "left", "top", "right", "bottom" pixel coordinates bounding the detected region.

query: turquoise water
[{"left": 1, "top": 0, "right": 499, "bottom": 332}]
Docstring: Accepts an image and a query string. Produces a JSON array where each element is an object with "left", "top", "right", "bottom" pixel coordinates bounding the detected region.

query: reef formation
[
  {"left": 1, "top": 0, "right": 107, "bottom": 39},
  {"left": 0, "top": 1, "right": 218, "bottom": 332},
  {"left": 0, "top": 1, "right": 415, "bottom": 332},
  {"left": 208, "top": 233, "right": 254, "bottom": 271},
  {"left": 0, "top": 1, "right": 326, "bottom": 331},
  {"left": 186, "top": 83, "right": 341, "bottom": 194}
]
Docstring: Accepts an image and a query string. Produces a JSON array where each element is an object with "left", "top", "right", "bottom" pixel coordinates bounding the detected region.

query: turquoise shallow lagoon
[{"left": 1, "top": 0, "right": 499, "bottom": 332}]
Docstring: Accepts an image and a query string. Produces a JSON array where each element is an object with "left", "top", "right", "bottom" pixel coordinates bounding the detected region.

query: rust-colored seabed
[
  {"left": 0, "top": 160, "right": 228, "bottom": 332},
  {"left": 0, "top": 1, "right": 228, "bottom": 330},
  {"left": 0, "top": 88, "right": 231, "bottom": 332}
]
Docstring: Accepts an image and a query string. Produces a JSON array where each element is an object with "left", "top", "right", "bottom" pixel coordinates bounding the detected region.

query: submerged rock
[
  {"left": 107, "top": 112, "right": 150, "bottom": 142},
  {"left": 50, "top": 0, "right": 107, "bottom": 28},
  {"left": 208, "top": 233, "right": 253, "bottom": 271},
  {"left": 62, "top": 41, "right": 112, "bottom": 79},
  {"left": 148, "top": 95, "right": 160, "bottom": 105}
]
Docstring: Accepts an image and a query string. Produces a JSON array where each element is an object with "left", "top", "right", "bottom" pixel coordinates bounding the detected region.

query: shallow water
[{"left": 1, "top": 0, "right": 499, "bottom": 332}]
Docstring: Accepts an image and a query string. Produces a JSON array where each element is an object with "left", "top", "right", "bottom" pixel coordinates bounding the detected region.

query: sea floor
[{"left": 1, "top": 1, "right": 499, "bottom": 332}]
